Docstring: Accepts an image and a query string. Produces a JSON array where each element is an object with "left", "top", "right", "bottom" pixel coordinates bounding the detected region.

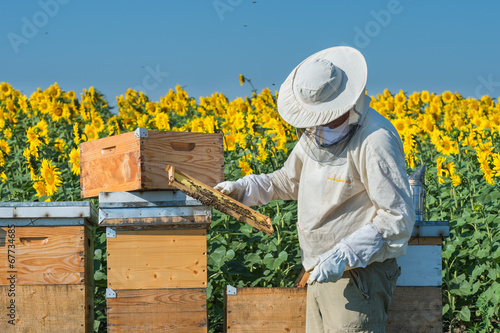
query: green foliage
[
  {"left": 207, "top": 200, "right": 301, "bottom": 332},
  {"left": 419, "top": 133, "right": 500, "bottom": 332}
]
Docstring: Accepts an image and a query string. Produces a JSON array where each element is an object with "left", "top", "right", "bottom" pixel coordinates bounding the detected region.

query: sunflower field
[{"left": 0, "top": 80, "right": 499, "bottom": 332}]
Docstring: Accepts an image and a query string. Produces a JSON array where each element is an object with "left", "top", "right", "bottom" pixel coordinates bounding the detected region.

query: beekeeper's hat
[{"left": 277, "top": 46, "right": 368, "bottom": 128}]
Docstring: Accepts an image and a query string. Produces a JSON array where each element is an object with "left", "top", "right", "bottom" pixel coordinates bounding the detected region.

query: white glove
[
  {"left": 214, "top": 180, "right": 245, "bottom": 201},
  {"left": 308, "top": 244, "right": 347, "bottom": 283},
  {"left": 308, "top": 223, "right": 385, "bottom": 284},
  {"left": 214, "top": 174, "right": 274, "bottom": 206}
]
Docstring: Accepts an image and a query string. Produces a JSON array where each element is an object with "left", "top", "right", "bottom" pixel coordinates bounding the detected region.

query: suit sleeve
[{"left": 356, "top": 126, "right": 416, "bottom": 263}]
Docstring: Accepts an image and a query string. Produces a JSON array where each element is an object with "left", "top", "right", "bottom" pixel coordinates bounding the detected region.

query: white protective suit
[{"left": 234, "top": 97, "right": 415, "bottom": 273}]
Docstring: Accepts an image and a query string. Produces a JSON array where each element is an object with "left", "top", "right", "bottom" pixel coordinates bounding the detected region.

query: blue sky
[{"left": 1, "top": 0, "right": 499, "bottom": 110}]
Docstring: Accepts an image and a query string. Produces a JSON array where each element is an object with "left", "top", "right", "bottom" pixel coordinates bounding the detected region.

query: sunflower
[
  {"left": 33, "top": 181, "right": 48, "bottom": 198},
  {"left": 68, "top": 147, "right": 80, "bottom": 175},
  {"left": 146, "top": 101, "right": 157, "bottom": 114},
  {"left": 67, "top": 90, "right": 76, "bottom": 100},
  {"left": 36, "top": 119, "right": 49, "bottom": 137},
  {"left": 190, "top": 118, "right": 205, "bottom": 133},
  {"left": 73, "top": 123, "right": 81, "bottom": 145},
  {"left": 0, "top": 139, "right": 11, "bottom": 155},
  {"left": 441, "top": 91, "right": 455, "bottom": 104},
  {"left": 0, "top": 82, "right": 11, "bottom": 96},
  {"left": 224, "top": 134, "right": 236, "bottom": 151},
  {"left": 408, "top": 92, "right": 420, "bottom": 107},
  {"left": 35, "top": 99, "right": 50, "bottom": 115},
  {"left": 483, "top": 167, "right": 495, "bottom": 185},
  {"left": 46, "top": 83, "right": 61, "bottom": 100},
  {"left": 492, "top": 154, "right": 500, "bottom": 177},
  {"left": 239, "top": 74, "right": 245, "bottom": 86},
  {"left": 451, "top": 174, "right": 462, "bottom": 187},
  {"left": 54, "top": 138, "right": 66, "bottom": 153},
  {"left": 421, "top": 90, "right": 431, "bottom": 104},
  {"left": 436, "top": 156, "right": 448, "bottom": 184},
  {"left": 392, "top": 118, "right": 406, "bottom": 134},
  {"left": 238, "top": 159, "right": 253, "bottom": 176},
  {"left": 481, "top": 95, "right": 493, "bottom": 107},
  {"left": 26, "top": 127, "right": 42, "bottom": 149},
  {"left": 421, "top": 114, "right": 435, "bottom": 134},
  {"left": 83, "top": 124, "right": 98, "bottom": 141},
  {"left": 446, "top": 162, "right": 456, "bottom": 176},
  {"left": 3, "top": 128, "right": 12, "bottom": 139},
  {"left": 256, "top": 142, "right": 269, "bottom": 162},
  {"left": 50, "top": 102, "right": 65, "bottom": 122},
  {"left": 92, "top": 116, "right": 106, "bottom": 133},
  {"left": 40, "top": 158, "right": 62, "bottom": 196},
  {"left": 436, "top": 136, "right": 458, "bottom": 156},
  {"left": 152, "top": 113, "right": 167, "bottom": 131},
  {"left": 478, "top": 138, "right": 493, "bottom": 151},
  {"left": 394, "top": 90, "right": 407, "bottom": 105}
]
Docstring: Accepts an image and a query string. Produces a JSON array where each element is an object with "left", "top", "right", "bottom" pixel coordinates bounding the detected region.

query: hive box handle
[
  {"left": 170, "top": 142, "right": 196, "bottom": 151},
  {"left": 20, "top": 237, "right": 49, "bottom": 246},
  {"left": 101, "top": 146, "right": 116, "bottom": 156}
]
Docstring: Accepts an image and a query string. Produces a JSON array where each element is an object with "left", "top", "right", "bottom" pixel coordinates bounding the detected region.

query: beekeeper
[{"left": 215, "top": 46, "right": 415, "bottom": 332}]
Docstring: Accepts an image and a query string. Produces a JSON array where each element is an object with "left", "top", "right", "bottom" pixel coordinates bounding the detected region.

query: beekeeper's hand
[
  {"left": 308, "top": 223, "right": 385, "bottom": 284},
  {"left": 214, "top": 180, "right": 245, "bottom": 200},
  {"left": 308, "top": 244, "right": 347, "bottom": 284}
]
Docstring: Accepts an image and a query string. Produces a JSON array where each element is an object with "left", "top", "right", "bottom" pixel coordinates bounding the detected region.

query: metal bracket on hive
[
  {"left": 106, "top": 227, "right": 117, "bottom": 238},
  {"left": 226, "top": 285, "right": 238, "bottom": 295},
  {"left": 106, "top": 288, "right": 117, "bottom": 298},
  {"left": 165, "top": 165, "right": 274, "bottom": 235},
  {"left": 134, "top": 126, "right": 148, "bottom": 138}
]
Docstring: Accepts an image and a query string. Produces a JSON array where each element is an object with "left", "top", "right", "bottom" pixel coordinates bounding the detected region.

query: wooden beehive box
[
  {"left": 225, "top": 221, "right": 448, "bottom": 333},
  {"left": 80, "top": 128, "right": 224, "bottom": 198},
  {"left": 100, "top": 191, "right": 209, "bottom": 332},
  {"left": 0, "top": 202, "right": 97, "bottom": 333}
]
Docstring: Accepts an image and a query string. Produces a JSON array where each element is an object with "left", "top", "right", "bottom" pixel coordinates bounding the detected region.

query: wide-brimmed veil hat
[{"left": 277, "top": 46, "right": 368, "bottom": 128}]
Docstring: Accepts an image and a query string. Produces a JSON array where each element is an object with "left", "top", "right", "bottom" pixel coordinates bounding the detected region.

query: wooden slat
[
  {"left": 0, "top": 284, "right": 90, "bottom": 332},
  {"left": 0, "top": 226, "right": 85, "bottom": 285},
  {"left": 80, "top": 131, "right": 137, "bottom": 160},
  {"left": 225, "top": 287, "right": 307, "bottom": 333},
  {"left": 166, "top": 165, "right": 274, "bottom": 236},
  {"left": 107, "top": 229, "right": 207, "bottom": 289},
  {"left": 387, "top": 287, "right": 442, "bottom": 332},
  {"left": 107, "top": 288, "right": 207, "bottom": 332},
  {"left": 142, "top": 131, "right": 224, "bottom": 189}
]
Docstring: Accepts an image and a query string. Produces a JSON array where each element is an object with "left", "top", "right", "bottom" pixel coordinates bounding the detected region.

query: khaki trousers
[{"left": 306, "top": 258, "right": 401, "bottom": 333}]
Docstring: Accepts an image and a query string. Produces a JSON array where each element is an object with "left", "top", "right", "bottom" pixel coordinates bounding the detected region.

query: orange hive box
[{"left": 80, "top": 127, "right": 224, "bottom": 198}]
